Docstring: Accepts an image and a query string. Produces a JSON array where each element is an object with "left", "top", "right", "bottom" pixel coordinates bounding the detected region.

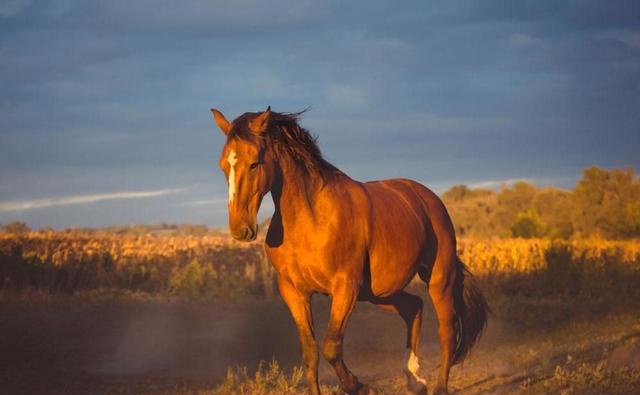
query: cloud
[
  {"left": 413, "top": 178, "right": 535, "bottom": 194},
  {"left": 323, "top": 84, "right": 369, "bottom": 111},
  {"left": 466, "top": 176, "right": 579, "bottom": 190},
  {"left": 1, "top": 1, "right": 638, "bottom": 228},
  {"left": 0, "top": 189, "right": 183, "bottom": 212},
  {"left": 469, "top": 178, "right": 535, "bottom": 189},
  {"left": 181, "top": 198, "right": 228, "bottom": 207},
  {"left": 508, "top": 33, "right": 545, "bottom": 48},
  {"left": 306, "top": 111, "right": 511, "bottom": 141},
  {"left": 41, "top": 1, "right": 332, "bottom": 32},
  {"left": 180, "top": 198, "right": 229, "bottom": 214},
  {"left": 0, "top": 0, "right": 32, "bottom": 17},
  {"left": 423, "top": 178, "right": 548, "bottom": 194}
]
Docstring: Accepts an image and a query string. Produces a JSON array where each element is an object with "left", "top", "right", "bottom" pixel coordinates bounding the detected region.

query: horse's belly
[
  {"left": 364, "top": 179, "right": 433, "bottom": 296},
  {"left": 368, "top": 241, "right": 426, "bottom": 296},
  {"left": 366, "top": 210, "right": 431, "bottom": 296}
]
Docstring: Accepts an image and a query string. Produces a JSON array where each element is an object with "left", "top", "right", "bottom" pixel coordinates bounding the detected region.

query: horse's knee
[{"left": 322, "top": 338, "right": 342, "bottom": 364}]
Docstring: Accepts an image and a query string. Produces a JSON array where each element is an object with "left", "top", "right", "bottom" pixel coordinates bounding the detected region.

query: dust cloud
[
  {"left": 0, "top": 290, "right": 447, "bottom": 393},
  {"left": 1, "top": 285, "right": 639, "bottom": 394}
]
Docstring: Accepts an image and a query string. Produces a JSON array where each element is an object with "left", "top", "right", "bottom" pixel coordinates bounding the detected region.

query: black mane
[{"left": 230, "top": 110, "right": 340, "bottom": 179}]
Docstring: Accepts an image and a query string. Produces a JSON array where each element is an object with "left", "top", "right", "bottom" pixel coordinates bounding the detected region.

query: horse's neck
[{"left": 272, "top": 160, "right": 330, "bottom": 226}]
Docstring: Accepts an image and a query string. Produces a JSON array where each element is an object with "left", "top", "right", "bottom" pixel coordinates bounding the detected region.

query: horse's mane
[{"left": 230, "top": 110, "right": 340, "bottom": 180}]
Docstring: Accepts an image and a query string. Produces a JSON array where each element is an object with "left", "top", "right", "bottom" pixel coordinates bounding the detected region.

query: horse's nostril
[{"left": 230, "top": 224, "right": 256, "bottom": 241}]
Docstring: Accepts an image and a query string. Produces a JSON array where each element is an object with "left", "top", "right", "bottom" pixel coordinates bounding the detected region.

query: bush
[
  {"left": 511, "top": 210, "right": 547, "bottom": 238},
  {"left": 212, "top": 360, "right": 304, "bottom": 395},
  {"left": 168, "top": 259, "right": 218, "bottom": 299},
  {"left": 2, "top": 221, "right": 30, "bottom": 234}
]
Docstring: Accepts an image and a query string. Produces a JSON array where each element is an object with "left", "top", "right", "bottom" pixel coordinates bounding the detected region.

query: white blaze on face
[{"left": 227, "top": 150, "right": 238, "bottom": 204}]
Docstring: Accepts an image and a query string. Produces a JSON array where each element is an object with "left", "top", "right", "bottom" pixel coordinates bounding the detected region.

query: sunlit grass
[
  {"left": 209, "top": 360, "right": 305, "bottom": 395},
  {"left": 1, "top": 232, "right": 638, "bottom": 300}
]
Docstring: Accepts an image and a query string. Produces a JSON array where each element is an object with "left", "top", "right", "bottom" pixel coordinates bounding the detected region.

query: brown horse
[{"left": 210, "top": 107, "right": 488, "bottom": 395}]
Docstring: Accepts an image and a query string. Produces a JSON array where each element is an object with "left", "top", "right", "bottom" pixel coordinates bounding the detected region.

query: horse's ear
[
  {"left": 249, "top": 106, "right": 271, "bottom": 135},
  {"left": 211, "top": 109, "right": 231, "bottom": 135}
]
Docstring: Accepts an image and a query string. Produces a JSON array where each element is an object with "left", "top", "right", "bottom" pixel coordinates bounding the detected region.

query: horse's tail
[{"left": 452, "top": 259, "right": 489, "bottom": 365}]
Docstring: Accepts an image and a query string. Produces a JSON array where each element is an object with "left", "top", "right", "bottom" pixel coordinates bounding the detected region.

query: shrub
[
  {"left": 1, "top": 221, "right": 30, "bottom": 234},
  {"left": 212, "top": 359, "right": 304, "bottom": 395},
  {"left": 168, "top": 259, "right": 218, "bottom": 299},
  {"left": 511, "top": 210, "right": 547, "bottom": 238}
]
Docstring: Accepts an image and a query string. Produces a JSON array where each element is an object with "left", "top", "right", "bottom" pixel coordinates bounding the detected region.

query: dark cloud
[{"left": 1, "top": 1, "right": 638, "bottom": 228}]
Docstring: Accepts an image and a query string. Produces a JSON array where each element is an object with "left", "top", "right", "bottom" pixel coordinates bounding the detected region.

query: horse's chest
[{"left": 265, "top": 243, "right": 336, "bottom": 294}]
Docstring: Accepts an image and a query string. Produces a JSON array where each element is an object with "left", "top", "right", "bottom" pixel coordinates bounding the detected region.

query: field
[{"left": 1, "top": 232, "right": 639, "bottom": 394}]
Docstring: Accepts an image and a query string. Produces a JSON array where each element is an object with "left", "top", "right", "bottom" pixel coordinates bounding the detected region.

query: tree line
[
  {"left": 2, "top": 166, "right": 638, "bottom": 240},
  {"left": 442, "top": 166, "right": 640, "bottom": 239}
]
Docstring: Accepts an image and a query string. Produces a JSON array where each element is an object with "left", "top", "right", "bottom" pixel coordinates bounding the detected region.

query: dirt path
[
  {"left": 0, "top": 296, "right": 639, "bottom": 395},
  {"left": 374, "top": 314, "right": 640, "bottom": 395}
]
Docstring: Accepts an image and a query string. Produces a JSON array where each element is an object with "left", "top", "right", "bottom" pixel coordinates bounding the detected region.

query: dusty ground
[{"left": 0, "top": 286, "right": 639, "bottom": 395}]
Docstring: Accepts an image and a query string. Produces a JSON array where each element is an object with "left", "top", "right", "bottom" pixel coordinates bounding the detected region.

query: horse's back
[{"left": 362, "top": 178, "right": 455, "bottom": 296}]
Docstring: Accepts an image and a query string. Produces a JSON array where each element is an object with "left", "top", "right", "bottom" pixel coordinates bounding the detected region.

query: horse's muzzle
[{"left": 230, "top": 224, "right": 257, "bottom": 242}]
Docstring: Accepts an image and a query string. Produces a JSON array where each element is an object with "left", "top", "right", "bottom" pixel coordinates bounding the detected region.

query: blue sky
[{"left": 1, "top": 1, "right": 639, "bottom": 229}]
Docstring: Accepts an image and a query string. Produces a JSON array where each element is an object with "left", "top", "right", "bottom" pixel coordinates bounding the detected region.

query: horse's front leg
[
  {"left": 323, "top": 280, "right": 368, "bottom": 395},
  {"left": 278, "top": 277, "right": 320, "bottom": 395}
]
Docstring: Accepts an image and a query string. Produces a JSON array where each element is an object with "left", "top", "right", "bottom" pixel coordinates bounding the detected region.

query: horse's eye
[{"left": 249, "top": 162, "right": 259, "bottom": 170}]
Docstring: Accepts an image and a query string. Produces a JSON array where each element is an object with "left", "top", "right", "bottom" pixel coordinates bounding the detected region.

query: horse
[{"left": 210, "top": 107, "right": 488, "bottom": 395}]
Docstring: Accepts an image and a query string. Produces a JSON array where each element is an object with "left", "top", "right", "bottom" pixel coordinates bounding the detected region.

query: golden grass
[
  {"left": 458, "top": 237, "right": 640, "bottom": 274},
  {"left": 0, "top": 231, "right": 257, "bottom": 265},
  {"left": 1, "top": 231, "right": 638, "bottom": 299}
]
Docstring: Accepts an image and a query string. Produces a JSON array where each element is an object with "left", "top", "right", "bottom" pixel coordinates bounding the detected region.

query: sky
[{"left": 1, "top": 1, "right": 639, "bottom": 229}]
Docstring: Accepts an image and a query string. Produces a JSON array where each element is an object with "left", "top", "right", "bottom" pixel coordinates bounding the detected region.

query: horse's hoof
[
  {"left": 432, "top": 386, "right": 448, "bottom": 395},
  {"left": 409, "top": 383, "right": 428, "bottom": 395},
  {"left": 356, "top": 383, "right": 370, "bottom": 395},
  {"left": 403, "top": 368, "right": 428, "bottom": 395},
  {"left": 345, "top": 382, "right": 370, "bottom": 395}
]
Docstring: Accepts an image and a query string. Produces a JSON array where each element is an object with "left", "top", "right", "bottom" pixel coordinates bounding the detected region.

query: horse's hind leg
[
  {"left": 366, "top": 292, "right": 427, "bottom": 395},
  {"left": 425, "top": 252, "right": 458, "bottom": 395},
  {"left": 323, "top": 282, "right": 368, "bottom": 395}
]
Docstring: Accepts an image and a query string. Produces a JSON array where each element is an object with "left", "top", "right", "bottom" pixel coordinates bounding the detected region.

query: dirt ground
[{"left": 1, "top": 287, "right": 639, "bottom": 395}]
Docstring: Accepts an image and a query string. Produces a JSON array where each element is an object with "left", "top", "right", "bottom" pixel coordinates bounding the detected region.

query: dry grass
[
  {"left": 209, "top": 360, "right": 306, "bottom": 395},
  {"left": 2, "top": 232, "right": 638, "bottom": 299},
  {"left": 0, "top": 231, "right": 275, "bottom": 298},
  {"left": 457, "top": 237, "right": 640, "bottom": 274}
]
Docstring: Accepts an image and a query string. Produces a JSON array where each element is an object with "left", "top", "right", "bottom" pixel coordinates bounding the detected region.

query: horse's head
[{"left": 211, "top": 107, "right": 276, "bottom": 242}]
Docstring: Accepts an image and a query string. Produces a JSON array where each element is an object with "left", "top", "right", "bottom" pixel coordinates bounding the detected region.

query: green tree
[
  {"left": 510, "top": 210, "right": 547, "bottom": 238},
  {"left": 443, "top": 185, "right": 472, "bottom": 202},
  {"left": 169, "top": 259, "right": 217, "bottom": 298},
  {"left": 493, "top": 182, "right": 537, "bottom": 237},
  {"left": 2, "top": 221, "right": 30, "bottom": 234},
  {"left": 573, "top": 166, "right": 640, "bottom": 238},
  {"left": 533, "top": 188, "right": 574, "bottom": 239},
  {"left": 443, "top": 186, "right": 497, "bottom": 238}
]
